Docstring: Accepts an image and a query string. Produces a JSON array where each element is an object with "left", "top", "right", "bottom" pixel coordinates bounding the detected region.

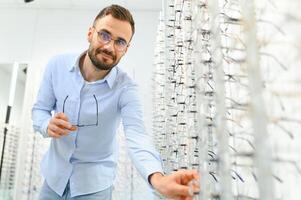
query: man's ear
[{"left": 87, "top": 27, "right": 94, "bottom": 43}]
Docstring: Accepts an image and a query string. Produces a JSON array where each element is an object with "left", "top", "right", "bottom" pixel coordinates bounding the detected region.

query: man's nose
[{"left": 102, "top": 40, "right": 115, "bottom": 51}]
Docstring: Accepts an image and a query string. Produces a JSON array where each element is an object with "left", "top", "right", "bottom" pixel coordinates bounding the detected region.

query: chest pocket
[{"left": 56, "top": 95, "right": 78, "bottom": 125}]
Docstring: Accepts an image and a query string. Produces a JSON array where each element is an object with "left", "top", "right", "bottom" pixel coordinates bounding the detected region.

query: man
[{"left": 32, "top": 4, "right": 199, "bottom": 200}]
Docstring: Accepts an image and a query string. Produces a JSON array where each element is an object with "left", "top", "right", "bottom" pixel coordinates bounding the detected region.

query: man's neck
[{"left": 79, "top": 53, "right": 110, "bottom": 82}]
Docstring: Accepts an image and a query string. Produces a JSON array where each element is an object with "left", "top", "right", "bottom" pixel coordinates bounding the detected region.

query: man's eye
[
  {"left": 116, "top": 39, "right": 127, "bottom": 47},
  {"left": 100, "top": 32, "right": 111, "bottom": 41}
]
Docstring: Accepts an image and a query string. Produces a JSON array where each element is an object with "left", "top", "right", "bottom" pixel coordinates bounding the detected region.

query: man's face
[{"left": 87, "top": 15, "right": 132, "bottom": 71}]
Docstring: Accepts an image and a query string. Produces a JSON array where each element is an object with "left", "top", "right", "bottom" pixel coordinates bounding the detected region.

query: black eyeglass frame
[{"left": 62, "top": 95, "right": 99, "bottom": 127}]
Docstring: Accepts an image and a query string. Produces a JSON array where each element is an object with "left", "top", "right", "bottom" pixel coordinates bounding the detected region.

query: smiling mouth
[{"left": 99, "top": 52, "right": 113, "bottom": 60}]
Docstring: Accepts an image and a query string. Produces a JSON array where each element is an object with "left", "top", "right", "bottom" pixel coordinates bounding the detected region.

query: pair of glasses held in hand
[{"left": 62, "top": 95, "right": 99, "bottom": 127}]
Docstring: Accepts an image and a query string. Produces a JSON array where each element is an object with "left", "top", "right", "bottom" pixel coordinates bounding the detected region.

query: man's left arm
[
  {"left": 119, "top": 83, "right": 199, "bottom": 199},
  {"left": 119, "top": 82, "right": 164, "bottom": 182}
]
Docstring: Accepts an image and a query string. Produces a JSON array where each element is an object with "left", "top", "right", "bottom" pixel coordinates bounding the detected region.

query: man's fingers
[
  {"left": 174, "top": 170, "right": 200, "bottom": 196},
  {"left": 47, "top": 113, "right": 78, "bottom": 138},
  {"left": 48, "top": 123, "right": 70, "bottom": 136},
  {"left": 185, "top": 170, "right": 199, "bottom": 179},
  {"left": 54, "top": 118, "right": 73, "bottom": 130},
  {"left": 177, "top": 170, "right": 200, "bottom": 185},
  {"left": 178, "top": 169, "right": 198, "bottom": 177},
  {"left": 156, "top": 170, "right": 200, "bottom": 199},
  {"left": 55, "top": 112, "right": 69, "bottom": 121},
  {"left": 172, "top": 184, "right": 191, "bottom": 197},
  {"left": 184, "top": 196, "right": 193, "bottom": 200},
  {"left": 176, "top": 196, "right": 193, "bottom": 200},
  {"left": 188, "top": 179, "right": 200, "bottom": 196},
  {"left": 191, "top": 170, "right": 200, "bottom": 180},
  {"left": 48, "top": 129, "right": 62, "bottom": 138},
  {"left": 70, "top": 125, "right": 77, "bottom": 131},
  {"left": 54, "top": 113, "right": 77, "bottom": 131}
]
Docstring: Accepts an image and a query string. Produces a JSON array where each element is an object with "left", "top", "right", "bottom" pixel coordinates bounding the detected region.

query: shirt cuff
[
  {"left": 145, "top": 167, "right": 164, "bottom": 189},
  {"left": 41, "top": 118, "right": 51, "bottom": 138},
  {"left": 148, "top": 171, "right": 164, "bottom": 186}
]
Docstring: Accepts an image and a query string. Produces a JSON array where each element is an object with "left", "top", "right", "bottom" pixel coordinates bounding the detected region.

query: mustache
[{"left": 96, "top": 48, "right": 116, "bottom": 60}]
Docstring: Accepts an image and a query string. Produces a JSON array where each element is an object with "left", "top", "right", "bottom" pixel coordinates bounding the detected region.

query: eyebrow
[{"left": 99, "top": 28, "right": 128, "bottom": 43}]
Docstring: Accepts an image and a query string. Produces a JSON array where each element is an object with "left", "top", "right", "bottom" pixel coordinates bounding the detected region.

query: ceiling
[{"left": 0, "top": 0, "right": 162, "bottom": 11}]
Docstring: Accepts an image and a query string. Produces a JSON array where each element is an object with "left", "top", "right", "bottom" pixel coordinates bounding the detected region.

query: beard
[{"left": 87, "top": 45, "right": 120, "bottom": 71}]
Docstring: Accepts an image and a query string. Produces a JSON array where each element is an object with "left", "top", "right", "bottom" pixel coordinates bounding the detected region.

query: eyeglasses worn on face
[
  {"left": 93, "top": 26, "right": 129, "bottom": 52},
  {"left": 63, "top": 95, "right": 99, "bottom": 127}
]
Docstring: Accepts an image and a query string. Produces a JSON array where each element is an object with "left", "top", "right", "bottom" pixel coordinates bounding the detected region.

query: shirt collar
[
  {"left": 104, "top": 67, "right": 117, "bottom": 89},
  {"left": 69, "top": 51, "right": 117, "bottom": 89},
  {"left": 69, "top": 51, "right": 86, "bottom": 72}
]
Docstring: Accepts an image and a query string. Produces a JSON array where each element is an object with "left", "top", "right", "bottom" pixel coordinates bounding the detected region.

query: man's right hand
[{"left": 47, "top": 112, "right": 77, "bottom": 138}]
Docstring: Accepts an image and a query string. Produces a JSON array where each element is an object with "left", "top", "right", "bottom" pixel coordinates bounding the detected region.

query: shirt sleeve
[
  {"left": 31, "top": 58, "right": 57, "bottom": 138},
  {"left": 119, "top": 82, "right": 164, "bottom": 188}
]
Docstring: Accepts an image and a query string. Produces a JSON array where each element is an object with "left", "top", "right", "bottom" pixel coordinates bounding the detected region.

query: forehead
[{"left": 94, "top": 15, "right": 132, "bottom": 42}]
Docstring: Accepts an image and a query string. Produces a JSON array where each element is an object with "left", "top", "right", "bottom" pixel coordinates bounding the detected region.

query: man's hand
[
  {"left": 47, "top": 112, "right": 77, "bottom": 138},
  {"left": 150, "top": 170, "right": 200, "bottom": 200}
]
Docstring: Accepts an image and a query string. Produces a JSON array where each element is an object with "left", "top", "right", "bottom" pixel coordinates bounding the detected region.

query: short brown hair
[{"left": 94, "top": 4, "right": 135, "bottom": 36}]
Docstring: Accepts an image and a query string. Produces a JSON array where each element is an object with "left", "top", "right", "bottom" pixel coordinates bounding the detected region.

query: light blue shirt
[{"left": 32, "top": 52, "right": 163, "bottom": 197}]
